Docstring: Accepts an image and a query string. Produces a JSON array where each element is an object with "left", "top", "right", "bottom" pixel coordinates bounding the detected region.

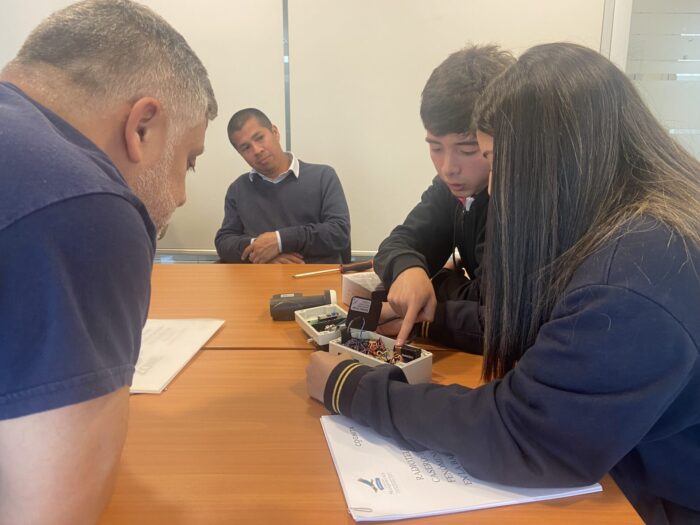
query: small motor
[{"left": 269, "top": 290, "right": 337, "bottom": 321}]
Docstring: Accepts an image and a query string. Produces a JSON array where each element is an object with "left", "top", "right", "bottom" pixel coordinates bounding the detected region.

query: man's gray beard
[{"left": 132, "top": 142, "right": 178, "bottom": 240}]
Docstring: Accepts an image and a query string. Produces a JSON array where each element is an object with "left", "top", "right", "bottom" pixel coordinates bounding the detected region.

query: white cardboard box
[
  {"left": 329, "top": 329, "right": 432, "bottom": 384},
  {"left": 341, "top": 271, "right": 384, "bottom": 305}
]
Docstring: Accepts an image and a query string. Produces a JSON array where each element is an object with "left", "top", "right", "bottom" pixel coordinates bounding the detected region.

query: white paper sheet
[
  {"left": 321, "top": 415, "right": 602, "bottom": 522},
  {"left": 130, "top": 319, "right": 224, "bottom": 394}
]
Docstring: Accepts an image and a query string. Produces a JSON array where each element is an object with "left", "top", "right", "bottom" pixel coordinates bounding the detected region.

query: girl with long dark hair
[{"left": 307, "top": 43, "right": 700, "bottom": 524}]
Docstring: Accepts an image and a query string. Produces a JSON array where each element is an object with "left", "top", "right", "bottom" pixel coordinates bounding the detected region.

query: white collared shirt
[
  {"left": 248, "top": 152, "right": 299, "bottom": 184},
  {"left": 248, "top": 152, "right": 300, "bottom": 253}
]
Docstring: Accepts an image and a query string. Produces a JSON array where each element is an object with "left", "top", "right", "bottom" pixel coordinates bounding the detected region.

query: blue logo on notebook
[{"left": 357, "top": 477, "right": 384, "bottom": 492}]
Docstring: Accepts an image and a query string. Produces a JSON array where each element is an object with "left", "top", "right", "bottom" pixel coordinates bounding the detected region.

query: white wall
[{"left": 2, "top": 0, "right": 607, "bottom": 253}]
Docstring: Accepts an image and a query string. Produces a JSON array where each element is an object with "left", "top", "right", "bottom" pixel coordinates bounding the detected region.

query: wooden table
[
  {"left": 149, "top": 264, "right": 342, "bottom": 349},
  {"left": 101, "top": 350, "right": 641, "bottom": 524}
]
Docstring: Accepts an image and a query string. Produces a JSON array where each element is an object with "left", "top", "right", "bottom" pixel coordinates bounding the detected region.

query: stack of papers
[
  {"left": 130, "top": 318, "right": 224, "bottom": 394},
  {"left": 321, "top": 415, "right": 602, "bottom": 522}
]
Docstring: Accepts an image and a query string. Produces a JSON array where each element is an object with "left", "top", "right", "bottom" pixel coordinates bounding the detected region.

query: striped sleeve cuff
[
  {"left": 416, "top": 320, "right": 431, "bottom": 339},
  {"left": 323, "top": 359, "right": 372, "bottom": 415}
]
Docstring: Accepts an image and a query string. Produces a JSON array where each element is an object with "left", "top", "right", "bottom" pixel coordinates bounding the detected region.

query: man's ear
[
  {"left": 124, "top": 97, "right": 164, "bottom": 163},
  {"left": 272, "top": 124, "right": 281, "bottom": 142}
]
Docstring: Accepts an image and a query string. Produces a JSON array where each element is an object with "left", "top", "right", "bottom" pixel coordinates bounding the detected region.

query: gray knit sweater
[{"left": 215, "top": 160, "right": 350, "bottom": 263}]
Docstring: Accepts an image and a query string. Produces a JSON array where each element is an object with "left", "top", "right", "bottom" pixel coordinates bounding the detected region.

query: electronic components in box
[
  {"left": 295, "top": 303, "right": 348, "bottom": 346},
  {"left": 330, "top": 328, "right": 432, "bottom": 384}
]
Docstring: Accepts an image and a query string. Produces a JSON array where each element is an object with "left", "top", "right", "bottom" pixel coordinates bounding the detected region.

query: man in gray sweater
[{"left": 215, "top": 108, "right": 350, "bottom": 264}]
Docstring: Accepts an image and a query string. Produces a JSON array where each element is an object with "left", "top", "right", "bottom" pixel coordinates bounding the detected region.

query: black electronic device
[
  {"left": 344, "top": 287, "right": 387, "bottom": 332},
  {"left": 269, "top": 290, "right": 336, "bottom": 321},
  {"left": 399, "top": 344, "right": 422, "bottom": 362}
]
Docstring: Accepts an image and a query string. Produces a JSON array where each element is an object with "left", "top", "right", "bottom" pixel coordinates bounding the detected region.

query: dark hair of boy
[{"left": 420, "top": 44, "right": 515, "bottom": 136}]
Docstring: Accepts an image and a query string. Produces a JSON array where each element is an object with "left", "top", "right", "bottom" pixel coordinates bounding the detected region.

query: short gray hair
[{"left": 7, "top": 0, "right": 217, "bottom": 132}]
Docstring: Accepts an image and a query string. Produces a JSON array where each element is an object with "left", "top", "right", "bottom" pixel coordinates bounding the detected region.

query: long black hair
[{"left": 474, "top": 43, "right": 700, "bottom": 380}]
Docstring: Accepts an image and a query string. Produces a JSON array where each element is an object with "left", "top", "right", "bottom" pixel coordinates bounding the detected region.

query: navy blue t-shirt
[{"left": 0, "top": 82, "right": 156, "bottom": 419}]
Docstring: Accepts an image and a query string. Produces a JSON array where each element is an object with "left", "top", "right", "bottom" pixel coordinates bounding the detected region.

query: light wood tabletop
[
  {"left": 100, "top": 349, "right": 642, "bottom": 524},
  {"left": 149, "top": 264, "right": 343, "bottom": 350}
]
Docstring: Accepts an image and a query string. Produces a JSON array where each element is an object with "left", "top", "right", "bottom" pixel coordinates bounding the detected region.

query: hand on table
[
  {"left": 388, "top": 267, "right": 436, "bottom": 347},
  {"left": 270, "top": 252, "right": 305, "bottom": 264},
  {"left": 241, "top": 231, "right": 280, "bottom": 263},
  {"left": 306, "top": 351, "right": 349, "bottom": 403}
]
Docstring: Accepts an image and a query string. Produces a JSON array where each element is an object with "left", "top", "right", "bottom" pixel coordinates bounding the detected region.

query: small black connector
[
  {"left": 399, "top": 344, "right": 422, "bottom": 362},
  {"left": 311, "top": 316, "right": 347, "bottom": 332}
]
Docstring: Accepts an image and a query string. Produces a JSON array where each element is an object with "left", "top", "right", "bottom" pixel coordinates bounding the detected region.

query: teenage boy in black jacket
[{"left": 373, "top": 45, "right": 514, "bottom": 352}]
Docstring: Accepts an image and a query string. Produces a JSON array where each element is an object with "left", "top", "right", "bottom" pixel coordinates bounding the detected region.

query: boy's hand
[
  {"left": 376, "top": 302, "right": 402, "bottom": 337},
  {"left": 387, "top": 267, "right": 436, "bottom": 346}
]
